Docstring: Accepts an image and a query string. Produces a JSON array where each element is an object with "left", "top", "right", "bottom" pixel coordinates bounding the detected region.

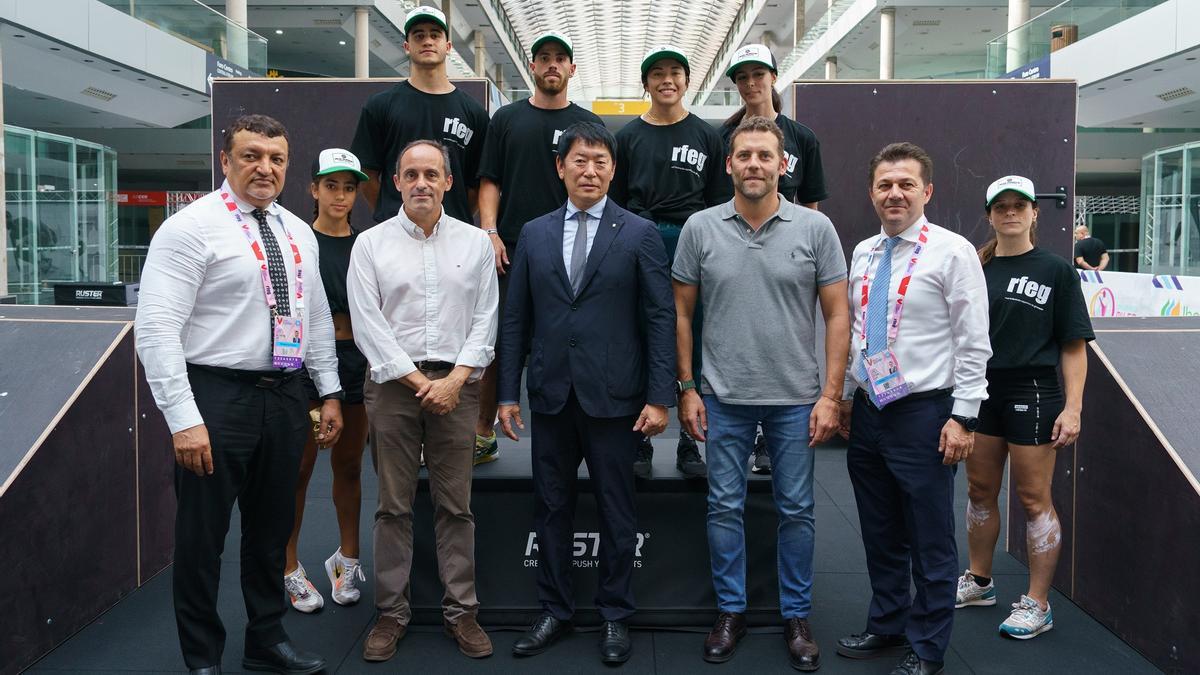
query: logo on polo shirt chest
[
  {"left": 671, "top": 144, "right": 708, "bottom": 171},
  {"left": 442, "top": 117, "right": 475, "bottom": 145}
]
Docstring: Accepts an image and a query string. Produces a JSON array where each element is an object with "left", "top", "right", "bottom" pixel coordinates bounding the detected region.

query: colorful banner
[{"left": 1079, "top": 270, "right": 1200, "bottom": 317}]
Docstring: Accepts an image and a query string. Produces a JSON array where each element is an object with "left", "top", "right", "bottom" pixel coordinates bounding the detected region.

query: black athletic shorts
[
  {"left": 978, "top": 367, "right": 1063, "bottom": 446},
  {"left": 301, "top": 339, "right": 367, "bottom": 405}
]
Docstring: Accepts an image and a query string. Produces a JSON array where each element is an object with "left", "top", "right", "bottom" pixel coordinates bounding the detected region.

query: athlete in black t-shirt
[
  {"left": 285, "top": 148, "right": 372, "bottom": 615},
  {"left": 350, "top": 6, "right": 487, "bottom": 224},
  {"left": 719, "top": 44, "right": 828, "bottom": 210},
  {"left": 956, "top": 176, "right": 1094, "bottom": 641},
  {"left": 612, "top": 45, "right": 730, "bottom": 480},
  {"left": 1072, "top": 225, "right": 1109, "bottom": 270},
  {"left": 473, "top": 31, "right": 603, "bottom": 465}
]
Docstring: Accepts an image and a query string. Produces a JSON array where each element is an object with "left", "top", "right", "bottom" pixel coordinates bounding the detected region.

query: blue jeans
[{"left": 704, "top": 395, "right": 816, "bottom": 618}]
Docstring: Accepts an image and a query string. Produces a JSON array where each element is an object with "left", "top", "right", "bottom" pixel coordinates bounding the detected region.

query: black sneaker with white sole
[{"left": 676, "top": 430, "right": 707, "bottom": 478}]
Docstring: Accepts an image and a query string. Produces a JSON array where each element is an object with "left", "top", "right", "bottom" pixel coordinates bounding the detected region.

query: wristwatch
[
  {"left": 676, "top": 379, "right": 696, "bottom": 396},
  {"left": 951, "top": 414, "right": 978, "bottom": 432}
]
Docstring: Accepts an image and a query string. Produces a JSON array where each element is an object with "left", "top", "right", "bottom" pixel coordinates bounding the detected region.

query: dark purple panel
[
  {"left": 137, "top": 357, "right": 175, "bottom": 584},
  {"left": 792, "top": 81, "right": 1076, "bottom": 262},
  {"left": 0, "top": 334, "right": 139, "bottom": 674},
  {"left": 210, "top": 78, "right": 491, "bottom": 232}
]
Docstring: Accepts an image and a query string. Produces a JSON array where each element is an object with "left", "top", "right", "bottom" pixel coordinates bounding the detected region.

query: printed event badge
[
  {"left": 273, "top": 315, "right": 304, "bottom": 369},
  {"left": 864, "top": 349, "right": 910, "bottom": 408}
]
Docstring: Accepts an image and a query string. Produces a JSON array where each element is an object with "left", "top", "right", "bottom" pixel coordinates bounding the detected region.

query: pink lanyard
[
  {"left": 859, "top": 223, "right": 929, "bottom": 348},
  {"left": 220, "top": 192, "right": 304, "bottom": 315}
]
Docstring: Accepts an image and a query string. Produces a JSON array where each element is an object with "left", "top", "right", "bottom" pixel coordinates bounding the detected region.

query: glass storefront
[
  {"left": 1140, "top": 142, "right": 1200, "bottom": 275},
  {"left": 4, "top": 126, "right": 118, "bottom": 304}
]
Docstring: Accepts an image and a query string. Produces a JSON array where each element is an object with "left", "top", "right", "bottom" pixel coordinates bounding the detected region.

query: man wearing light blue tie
[{"left": 836, "top": 142, "right": 991, "bottom": 675}]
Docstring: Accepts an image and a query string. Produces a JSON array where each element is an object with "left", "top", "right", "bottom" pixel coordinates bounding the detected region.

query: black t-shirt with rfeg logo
[
  {"left": 610, "top": 113, "right": 733, "bottom": 225},
  {"left": 350, "top": 81, "right": 488, "bottom": 223},
  {"left": 477, "top": 99, "right": 602, "bottom": 245},
  {"left": 983, "top": 247, "right": 1095, "bottom": 370},
  {"left": 720, "top": 113, "right": 829, "bottom": 205}
]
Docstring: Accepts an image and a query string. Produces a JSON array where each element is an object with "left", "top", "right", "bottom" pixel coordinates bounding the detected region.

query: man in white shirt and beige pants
[
  {"left": 136, "top": 114, "right": 343, "bottom": 675},
  {"left": 835, "top": 142, "right": 991, "bottom": 675},
  {"left": 348, "top": 139, "right": 498, "bottom": 663}
]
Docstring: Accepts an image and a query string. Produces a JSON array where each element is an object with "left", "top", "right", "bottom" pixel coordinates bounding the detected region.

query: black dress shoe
[
  {"left": 600, "top": 620, "right": 632, "bottom": 664},
  {"left": 890, "top": 649, "right": 944, "bottom": 675},
  {"left": 512, "top": 615, "right": 573, "bottom": 656},
  {"left": 189, "top": 668, "right": 221, "bottom": 675},
  {"left": 835, "top": 632, "right": 910, "bottom": 659},
  {"left": 243, "top": 641, "right": 325, "bottom": 674}
]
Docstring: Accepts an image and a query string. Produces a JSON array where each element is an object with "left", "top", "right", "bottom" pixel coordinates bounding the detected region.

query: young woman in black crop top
[
  {"left": 285, "top": 149, "right": 371, "bottom": 613},
  {"left": 955, "top": 176, "right": 1094, "bottom": 640}
]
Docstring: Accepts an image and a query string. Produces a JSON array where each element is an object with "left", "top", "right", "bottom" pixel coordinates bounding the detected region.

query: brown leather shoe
[
  {"left": 363, "top": 615, "right": 406, "bottom": 662},
  {"left": 444, "top": 615, "right": 494, "bottom": 658},
  {"left": 703, "top": 612, "right": 747, "bottom": 663},
  {"left": 785, "top": 617, "right": 821, "bottom": 671}
]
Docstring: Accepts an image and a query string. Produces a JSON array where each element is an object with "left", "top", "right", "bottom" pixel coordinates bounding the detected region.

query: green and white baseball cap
[
  {"left": 404, "top": 5, "right": 448, "bottom": 36},
  {"left": 312, "top": 148, "right": 369, "bottom": 182},
  {"left": 985, "top": 175, "right": 1037, "bottom": 208},
  {"left": 531, "top": 31, "right": 573, "bottom": 60},
  {"left": 726, "top": 43, "right": 777, "bottom": 79},
  {"left": 641, "top": 44, "right": 690, "bottom": 77}
]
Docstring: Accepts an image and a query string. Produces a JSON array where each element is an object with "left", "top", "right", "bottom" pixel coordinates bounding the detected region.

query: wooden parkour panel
[{"left": 0, "top": 306, "right": 174, "bottom": 675}]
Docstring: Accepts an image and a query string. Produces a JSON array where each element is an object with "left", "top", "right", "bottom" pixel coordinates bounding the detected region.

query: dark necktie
[
  {"left": 251, "top": 207, "right": 291, "bottom": 320},
  {"left": 569, "top": 210, "right": 589, "bottom": 295}
]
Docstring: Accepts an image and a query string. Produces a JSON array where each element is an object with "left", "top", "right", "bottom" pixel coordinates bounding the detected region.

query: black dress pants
[
  {"left": 846, "top": 389, "right": 958, "bottom": 663},
  {"left": 174, "top": 365, "right": 308, "bottom": 669},
  {"left": 530, "top": 390, "right": 640, "bottom": 622}
]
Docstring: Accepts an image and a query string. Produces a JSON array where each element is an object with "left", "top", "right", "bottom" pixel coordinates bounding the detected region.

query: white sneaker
[
  {"left": 955, "top": 569, "right": 997, "bottom": 608},
  {"left": 284, "top": 563, "right": 324, "bottom": 613},
  {"left": 325, "top": 548, "right": 366, "bottom": 606},
  {"left": 999, "top": 594, "right": 1053, "bottom": 639}
]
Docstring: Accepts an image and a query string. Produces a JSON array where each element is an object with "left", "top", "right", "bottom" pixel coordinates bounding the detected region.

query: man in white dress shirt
[
  {"left": 348, "top": 140, "right": 498, "bottom": 663},
  {"left": 834, "top": 142, "right": 991, "bottom": 675},
  {"left": 135, "top": 114, "right": 343, "bottom": 675}
]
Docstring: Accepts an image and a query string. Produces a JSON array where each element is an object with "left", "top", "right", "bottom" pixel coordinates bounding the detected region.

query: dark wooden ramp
[{"left": 0, "top": 306, "right": 173, "bottom": 675}]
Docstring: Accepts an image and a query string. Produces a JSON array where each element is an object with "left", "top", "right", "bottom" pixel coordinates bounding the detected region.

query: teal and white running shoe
[
  {"left": 999, "top": 595, "right": 1053, "bottom": 639},
  {"left": 955, "top": 569, "right": 997, "bottom": 608}
]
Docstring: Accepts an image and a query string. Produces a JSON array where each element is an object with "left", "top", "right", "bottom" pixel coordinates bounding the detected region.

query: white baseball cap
[
  {"left": 404, "top": 5, "right": 448, "bottom": 35},
  {"left": 985, "top": 175, "right": 1036, "bottom": 208},
  {"left": 531, "top": 31, "right": 573, "bottom": 60},
  {"left": 641, "top": 44, "right": 690, "bottom": 77},
  {"left": 726, "top": 44, "right": 777, "bottom": 79},
  {"left": 312, "top": 148, "right": 368, "bottom": 182}
]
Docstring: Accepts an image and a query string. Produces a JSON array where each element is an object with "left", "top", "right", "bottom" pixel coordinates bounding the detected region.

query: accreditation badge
[
  {"left": 273, "top": 315, "right": 304, "bottom": 369},
  {"left": 864, "top": 349, "right": 910, "bottom": 407}
]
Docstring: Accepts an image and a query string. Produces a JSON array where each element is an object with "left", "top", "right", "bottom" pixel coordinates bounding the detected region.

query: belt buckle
[{"left": 255, "top": 375, "right": 280, "bottom": 389}]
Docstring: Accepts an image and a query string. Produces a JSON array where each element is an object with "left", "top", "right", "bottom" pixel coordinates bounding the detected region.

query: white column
[
  {"left": 794, "top": 0, "right": 806, "bottom": 46},
  {"left": 226, "top": 0, "right": 248, "bottom": 67},
  {"left": 355, "top": 7, "right": 369, "bottom": 78},
  {"left": 474, "top": 30, "right": 486, "bottom": 76},
  {"left": 825, "top": 56, "right": 838, "bottom": 80},
  {"left": 879, "top": 7, "right": 895, "bottom": 80},
  {"left": 1006, "top": 0, "right": 1031, "bottom": 73},
  {"left": 493, "top": 63, "right": 503, "bottom": 91}
]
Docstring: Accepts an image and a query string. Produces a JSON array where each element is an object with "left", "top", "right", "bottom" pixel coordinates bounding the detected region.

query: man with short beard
[
  {"left": 350, "top": 6, "right": 487, "bottom": 223},
  {"left": 673, "top": 116, "right": 849, "bottom": 672},
  {"left": 472, "top": 31, "right": 603, "bottom": 466}
]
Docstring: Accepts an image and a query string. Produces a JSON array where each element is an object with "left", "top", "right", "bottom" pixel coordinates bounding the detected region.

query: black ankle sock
[{"left": 972, "top": 574, "right": 991, "bottom": 587}]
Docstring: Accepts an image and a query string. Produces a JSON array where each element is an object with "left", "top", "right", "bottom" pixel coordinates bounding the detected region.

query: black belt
[
  {"left": 415, "top": 360, "right": 456, "bottom": 372},
  {"left": 188, "top": 363, "right": 298, "bottom": 389},
  {"left": 855, "top": 387, "right": 951, "bottom": 408}
]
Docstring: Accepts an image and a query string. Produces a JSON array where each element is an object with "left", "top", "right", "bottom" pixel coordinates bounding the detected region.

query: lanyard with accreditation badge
[
  {"left": 859, "top": 223, "right": 929, "bottom": 407},
  {"left": 220, "top": 191, "right": 306, "bottom": 369}
]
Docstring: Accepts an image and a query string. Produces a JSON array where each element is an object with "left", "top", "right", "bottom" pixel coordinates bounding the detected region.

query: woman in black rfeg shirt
[
  {"left": 955, "top": 176, "right": 1094, "bottom": 641},
  {"left": 719, "top": 44, "right": 828, "bottom": 210},
  {"left": 284, "top": 149, "right": 372, "bottom": 614}
]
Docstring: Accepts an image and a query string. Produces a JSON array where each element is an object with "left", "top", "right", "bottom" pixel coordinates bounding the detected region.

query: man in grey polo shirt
[{"left": 673, "top": 116, "right": 850, "bottom": 671}]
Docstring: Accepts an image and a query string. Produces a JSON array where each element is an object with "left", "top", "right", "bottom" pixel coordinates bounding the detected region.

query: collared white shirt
[
  {"left": 134, "top": 180, "right": 340, "bottom": 434},
  {"left": 845, "top": 216, "right": 991, "bottom": 417},
  {"left": 347, "top": 207, "right": 498, "bottom": 384},
  {"left": 563, "top": 196, "right": 607, "bottom": 271}
]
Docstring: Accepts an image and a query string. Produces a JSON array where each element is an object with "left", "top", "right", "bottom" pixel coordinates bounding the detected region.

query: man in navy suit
[{"left": 497, "top": 121, "right": 676, "bottom": 665}]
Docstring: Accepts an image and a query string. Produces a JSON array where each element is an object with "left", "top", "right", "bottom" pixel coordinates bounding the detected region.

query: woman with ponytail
[
  {"left": 955, "top": 175, "right": 1093, "bottom": 641},
  {"left": 283, "top": 149, "right": 372, "bottom": 614}
]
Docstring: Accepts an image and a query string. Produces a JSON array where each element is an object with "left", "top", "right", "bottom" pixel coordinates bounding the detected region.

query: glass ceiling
[{"left": 496, "top": 0, "right": 745, "bottom": 100}]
